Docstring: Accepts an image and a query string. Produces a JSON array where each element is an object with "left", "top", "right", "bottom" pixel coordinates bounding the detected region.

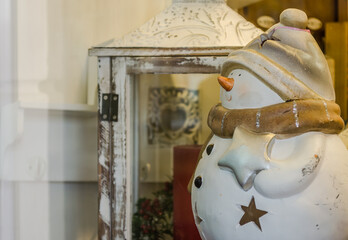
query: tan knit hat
[{"left": 221, "top": 8, "right": 335, "bottom": 101}]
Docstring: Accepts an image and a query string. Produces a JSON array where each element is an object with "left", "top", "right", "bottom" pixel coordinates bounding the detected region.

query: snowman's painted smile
[{"left": 225, "top": 92, "right": 232, "bottom": 102}]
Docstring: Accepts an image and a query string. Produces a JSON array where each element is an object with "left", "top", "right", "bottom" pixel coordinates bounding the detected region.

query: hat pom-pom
[{"left": 280, "top": 8, "right": 308, "bottom": 29}]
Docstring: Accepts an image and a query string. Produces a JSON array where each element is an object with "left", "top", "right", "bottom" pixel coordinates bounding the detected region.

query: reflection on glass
[{"left": 133, "top": 74, "right": 219, "bottom": 239}]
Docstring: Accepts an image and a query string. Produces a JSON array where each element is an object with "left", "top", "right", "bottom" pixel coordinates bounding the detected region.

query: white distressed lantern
[{"left": 88, "top": 0, "right": 261, "bottom": 239}]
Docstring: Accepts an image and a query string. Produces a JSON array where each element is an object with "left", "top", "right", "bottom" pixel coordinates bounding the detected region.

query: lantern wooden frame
[{"left": 89, "top": 47, "right": 236, "bottom": 239}]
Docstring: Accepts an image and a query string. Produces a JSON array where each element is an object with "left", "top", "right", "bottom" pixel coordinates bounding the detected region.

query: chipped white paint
[
  {"left": 99, "top": 1, "right": 261, "bottom": 48},
  {"left": 125, "top": 75, "right": 135, "bottom": 240},
  {"left": 100, "top": 194, "right": 111, "bottom": 225},
  {"left": 111, "top": 57, "right": 131, "bottom": 239},
  {"left": 89, "top": 47, "right": 237, "bottom": 57},
  {"left": 176, "top": 57, "right": 223, "bottom": 66},
  {"left": 127, "top": 59, "right": 155, "bottom": 72},
  {"left": 97, "top": 56, "right": 112, "bottom": 239},
  {"left": 99, "top": 142, "right": 109, "bottom": 170},
  {"left": 98, "top": 57, "right": 111, "bottom": 113},
  {"left": 127, "top": 56, "right": 226, "bottom": 74}
]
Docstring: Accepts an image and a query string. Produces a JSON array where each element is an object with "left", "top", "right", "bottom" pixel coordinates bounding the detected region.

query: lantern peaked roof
[{"left": 89, "top": 0, "right": 262, "bottom": 56}]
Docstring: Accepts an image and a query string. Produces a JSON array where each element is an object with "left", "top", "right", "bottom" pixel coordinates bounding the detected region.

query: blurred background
[{"left": 0, "top": 0, "right": 347, "bottom": 239}]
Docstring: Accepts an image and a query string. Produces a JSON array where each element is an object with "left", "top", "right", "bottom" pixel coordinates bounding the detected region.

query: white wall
[
  {"left": 17, "top": 0, "right": 171, "bottom": 105},
  {"left": 0, "top": 0, "right": 17, "bottom": 239},
  {"left": 12, "top": 1, "right": 171, "bottom": 240}
]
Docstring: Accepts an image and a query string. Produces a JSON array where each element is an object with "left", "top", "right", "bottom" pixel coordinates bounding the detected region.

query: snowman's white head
[{"left": 219, "top": 69, "right": 283, "bottom": 110}]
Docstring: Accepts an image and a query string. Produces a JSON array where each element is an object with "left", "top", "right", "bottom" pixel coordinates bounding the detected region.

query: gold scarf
[{"left": 208, "top": 99, "right": 344, "bottom": 138}]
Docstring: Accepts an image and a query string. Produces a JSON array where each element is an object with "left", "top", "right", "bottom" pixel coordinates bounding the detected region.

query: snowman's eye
[
  {"left": 206, "top": 144, "right": 214, "bottom": 155},
  {"left": 194, "top": 176, "right": 202, "bottom": 189}
]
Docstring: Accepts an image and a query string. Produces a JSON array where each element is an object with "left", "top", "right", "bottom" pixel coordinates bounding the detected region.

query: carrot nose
[{"left": 218, "top": 76, "right": 234, "bottom": 91}]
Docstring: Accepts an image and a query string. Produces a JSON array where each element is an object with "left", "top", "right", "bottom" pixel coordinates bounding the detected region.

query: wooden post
[
  {"left": 98, "top": 57, "right": 133, "bottom": 240},
  {"left": 110, "top": 57, "right": 133, "bottom": 239},
  {"left": 326, "top": 22, "right": 348, "bottom": 120},
  {"left": 98, "top": 57, "right": 113, "bottom": 240},
  {"left": 338, "top": 0, "right": 348, "bottom": 21}
]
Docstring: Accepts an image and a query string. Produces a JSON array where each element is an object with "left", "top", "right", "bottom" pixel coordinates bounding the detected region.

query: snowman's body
[{"left": 191, "top": 69, "right": 348, "bottom": 240}]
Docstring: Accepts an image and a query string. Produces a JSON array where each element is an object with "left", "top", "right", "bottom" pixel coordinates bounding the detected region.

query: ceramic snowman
[{"left": 191, "top": 9, "right": 348, "bottom": 240}]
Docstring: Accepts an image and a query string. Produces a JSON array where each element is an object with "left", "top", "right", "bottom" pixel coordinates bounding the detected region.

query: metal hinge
[{"left": 100, "top": 93, "right": 119, "bottom": 122}]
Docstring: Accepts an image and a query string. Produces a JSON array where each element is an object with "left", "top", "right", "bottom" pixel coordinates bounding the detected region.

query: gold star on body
[{"left": 239, "top": 196, "right": 268, "bottom": 231}]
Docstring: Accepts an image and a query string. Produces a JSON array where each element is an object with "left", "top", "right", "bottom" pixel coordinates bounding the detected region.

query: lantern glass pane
[{"left": 132, "top": 73, "right": 219, "bottom": 239}]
